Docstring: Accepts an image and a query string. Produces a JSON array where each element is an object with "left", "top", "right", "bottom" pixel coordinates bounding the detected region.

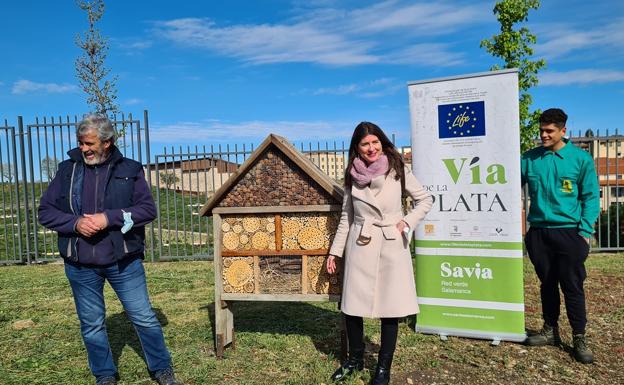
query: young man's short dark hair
[{"left": 539, "top": 108, "right": 568, "bottom": 129}]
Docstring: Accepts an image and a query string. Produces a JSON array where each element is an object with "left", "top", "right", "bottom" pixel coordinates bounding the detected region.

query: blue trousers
[{"left": 64, "top": 257, "right": 172, "bottom": 381}]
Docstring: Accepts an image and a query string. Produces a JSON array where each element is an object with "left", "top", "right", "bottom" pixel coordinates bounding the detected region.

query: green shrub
[{"left": 599, "top": 203, "right": 624, "bottom": 248}]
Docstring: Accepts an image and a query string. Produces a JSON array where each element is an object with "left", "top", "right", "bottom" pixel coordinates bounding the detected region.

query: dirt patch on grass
[{"left": 394, "top": 260, "right": 624, "bottom": 385}]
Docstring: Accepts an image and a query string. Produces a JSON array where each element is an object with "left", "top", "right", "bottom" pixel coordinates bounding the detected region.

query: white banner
[{"left": 408, "top": 69, "right": 525, "bottom": 341}]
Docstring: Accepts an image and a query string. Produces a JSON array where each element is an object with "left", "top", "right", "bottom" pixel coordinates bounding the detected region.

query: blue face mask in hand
[{"left": 121, "top": 211, "right": 134, "bottom": 234}]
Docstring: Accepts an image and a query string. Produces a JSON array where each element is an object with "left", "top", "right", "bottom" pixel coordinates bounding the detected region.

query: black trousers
[
  {"left": 525, "top": 227, "right": 590, "bottom": 335},
  {"left": 345, "top": 314, "right": 398, "bottom": 357}
]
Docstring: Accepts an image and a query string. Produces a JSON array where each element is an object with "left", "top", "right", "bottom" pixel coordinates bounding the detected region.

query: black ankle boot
[
  {"left": 525, "top": 323, "right": 561, "bottom": 346},
  {"left": 331, "top": 350, "right": 364, "bottom": 382},
  {"left": 370, "top": 353, "right": 393, "bottom": 385},
  {"left": 572, "top": 334, "right": 594, "bottom": 364}
]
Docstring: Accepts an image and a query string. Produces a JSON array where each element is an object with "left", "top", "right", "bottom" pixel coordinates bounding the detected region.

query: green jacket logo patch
[{"left": 561, "top": 179, "right": 573, "bottom": 193}]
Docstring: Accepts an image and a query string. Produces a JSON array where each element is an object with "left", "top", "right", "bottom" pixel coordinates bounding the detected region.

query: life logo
[{"left": 438, "top": 101, "right": 486, "bottom": 139}]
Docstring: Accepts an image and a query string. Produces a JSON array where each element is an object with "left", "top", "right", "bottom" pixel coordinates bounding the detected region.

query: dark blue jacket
[{"left": 38, "top": 146, "right": 157, "bottom": 264}]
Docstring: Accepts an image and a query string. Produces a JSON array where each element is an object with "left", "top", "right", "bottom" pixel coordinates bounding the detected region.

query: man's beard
[{"left": 82, "top": 149, "right": 110, "bottom": 165}]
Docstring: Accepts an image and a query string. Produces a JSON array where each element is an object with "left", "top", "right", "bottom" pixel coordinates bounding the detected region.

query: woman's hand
[
  {"left": 396, "top": 220, "right": 410, "bottom": 234},
  {"left": 326, "top": 255, "right": 337, "bottom": 274}
]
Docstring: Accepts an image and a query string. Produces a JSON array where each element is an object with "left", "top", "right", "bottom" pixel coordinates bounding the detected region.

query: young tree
[
  {"left": 480, "top": 0, "right": 546, "bottom": 152},
  {"left": 160, "top": 171, "right": 179, "bottom": 189},
  {"left": 41, "top": 156, "right": 60, "bottom": 181},
  {"left": 1, "top": 163, "right": 15, "bottom": 183},
  {"left": 75, "top": 0, "right": 119, "bottom": 115}
]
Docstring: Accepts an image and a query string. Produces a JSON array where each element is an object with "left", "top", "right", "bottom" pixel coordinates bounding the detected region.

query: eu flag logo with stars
[{"left": 438, "top": 101, "right": 486, "bottom": 139}]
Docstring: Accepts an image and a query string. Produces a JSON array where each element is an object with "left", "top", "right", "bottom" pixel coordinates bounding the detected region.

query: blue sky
[{"left": 1, "top": 0, "right": 623, "bottom": 151}]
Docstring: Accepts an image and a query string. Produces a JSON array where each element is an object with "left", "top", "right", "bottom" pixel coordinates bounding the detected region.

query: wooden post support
[
  {"left": 275, "top": 214, "right": 282, "bottom": 251},
  {"left": 253, "top": 255, "right": 260, "bottom": 294},
  {"left": 215, "top": 300, "right": 234, "bottom": 359},
  {"left": 214, "top": 214, "right": 234, "bottom": 359},
  {"left": 216, "top": 334, "right": 224, "bottom": 359},
  {"left": 301, "top": 255, "right": 308, "bottom": 294}
]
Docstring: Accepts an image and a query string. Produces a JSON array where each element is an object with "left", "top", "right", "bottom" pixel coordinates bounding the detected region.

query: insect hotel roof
[{"left": 199, "top": 134, "right": 344, "bottom": 216}]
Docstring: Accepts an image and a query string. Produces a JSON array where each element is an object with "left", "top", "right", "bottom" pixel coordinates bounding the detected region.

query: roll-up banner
[{"left": 408, "top": 69, "right": 525, "bottom": 342}]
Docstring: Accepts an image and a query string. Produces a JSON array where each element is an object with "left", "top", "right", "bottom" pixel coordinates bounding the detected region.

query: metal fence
[
  {"left": 149, "top": 141, "right": 352, "bottom": 260},
  {"left": 568, "top": 129, "right": 623, "bottom": 251},
  {"left": 0, "top": 111, "right": 151, "bottom": 264},
  {"left": 147, "top": 131, "right": 624, "bottom": 260},
  {"left": 0, "top": 116, "right": 622, "bottom": 264}
]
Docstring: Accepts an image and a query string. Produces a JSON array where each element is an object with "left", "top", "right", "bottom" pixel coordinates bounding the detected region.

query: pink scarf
[{"left": 350, "top": 154, "right": 389, "bottom": 187}]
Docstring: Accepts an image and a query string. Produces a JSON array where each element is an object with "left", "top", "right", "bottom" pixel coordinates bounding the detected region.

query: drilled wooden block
[
  {"left": 308, "top": 256, "right": 342, "bottom": 295},
  {"left": 221, "top": 214, "right": 276, "bottom": 252},
  {"left": 218, "top": 146, "right": 335, "bottom": 207},
  {"left": 281, "top": 213, "right": 339, "bottom": 251},
  {"left": 222, "top": 257, "right": 255, "bottom": 293}
]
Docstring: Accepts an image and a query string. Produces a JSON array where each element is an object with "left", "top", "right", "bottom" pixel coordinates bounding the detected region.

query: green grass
[
  {"left": 0, "top": 261, "right": 217, "bottom": 385},
  {"left": 0, "top": 183, "right": 215, "bottom": 263},
  {"left": 1, "top": 255, "right": 623, "bottom": 385},
  {"left": 0, "top": 181, "right": 52, "bottom": 263}
]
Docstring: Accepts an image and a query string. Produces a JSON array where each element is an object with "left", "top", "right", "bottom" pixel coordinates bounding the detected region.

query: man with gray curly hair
[{"left": 39, "top": 114, "right": 182, "bottom": 385}]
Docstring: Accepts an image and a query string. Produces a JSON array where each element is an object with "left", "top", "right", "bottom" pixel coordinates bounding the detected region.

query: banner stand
[{"left": 408, "top": 69, "right": 526, "bottom": 343}]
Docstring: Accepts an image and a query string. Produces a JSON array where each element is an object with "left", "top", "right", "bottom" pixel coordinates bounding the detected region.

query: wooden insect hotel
[{"left": 199, "top": 134, "right": 345, "bottom": 358}]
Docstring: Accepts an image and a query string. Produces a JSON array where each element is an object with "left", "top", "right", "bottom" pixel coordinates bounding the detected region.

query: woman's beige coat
[{"left": 329, "top": 167, "right": 433, "bottom": 318}]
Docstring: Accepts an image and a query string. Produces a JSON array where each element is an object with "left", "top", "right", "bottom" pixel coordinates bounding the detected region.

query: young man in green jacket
[{"left": 521, "top": 108, "right": 599, "bottom": 364}]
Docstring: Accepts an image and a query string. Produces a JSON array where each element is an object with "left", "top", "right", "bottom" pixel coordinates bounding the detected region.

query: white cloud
[
  {"left": 310, "top": 77, "right": 403, "bottom": 98},
  {"left": 121, "top": 41, "right": 153, "bottom": 50},
  {"left": 385, "top": 43, "right": 465, "bottom": 66},
  {"left": 291, "top": 0, "right": 337, "bottom": 7},
  {"left": 12, "top": 80, "right": 79, "bottom": 95},
  {"left": 540, "top": 69, "right": 624, "bottom": 86},
  {"left": 150, "top": 119, "right": 353, "bottom": 142},
  {"left": 535, "top": 18, "right": 624, "bottom": 60},
  {"left": 124, "top": 98, "right": 143, "bottom": 106},
  {"left": 337, "top": 1, "right": 487, "bottom": 35},
  {"left": 153, "top": 1, "right": 486, "bottom": 66},
  {"left": 112, "top": 38, "right": 154, "bottom": 52},
  {"left": 313, "top": 84, "right": 359, "bottom": 96},
  {"left": 155, "top": 18, "right": 377, "bottom": 66}
]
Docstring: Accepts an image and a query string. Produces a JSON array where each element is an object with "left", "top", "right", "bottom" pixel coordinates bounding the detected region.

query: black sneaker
[
  {"left": 525, "top": 324, "right": 562, "bottom": 346},
  {"left": 155, "top": 367, "right": 183, "bottom": 385},
  {"left": 572, "top": 334, "right": 594, "bottom": 364},
  {"left": 95, "top": 376, "right": 117, "bottom": 385}
]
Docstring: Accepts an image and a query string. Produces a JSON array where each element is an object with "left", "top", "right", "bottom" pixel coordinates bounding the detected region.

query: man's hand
[
  {"left": 84, "top": 213, "right": 108, "bottom": 230},
  {"left": 76, "top": 216, "right": 100, "bottom": 237},
  {"left": 584, "top": 236, "right": 591, "bottom": 245},
  {"left": 76, "top": 213, "right": 108, "bottom": 237}
]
